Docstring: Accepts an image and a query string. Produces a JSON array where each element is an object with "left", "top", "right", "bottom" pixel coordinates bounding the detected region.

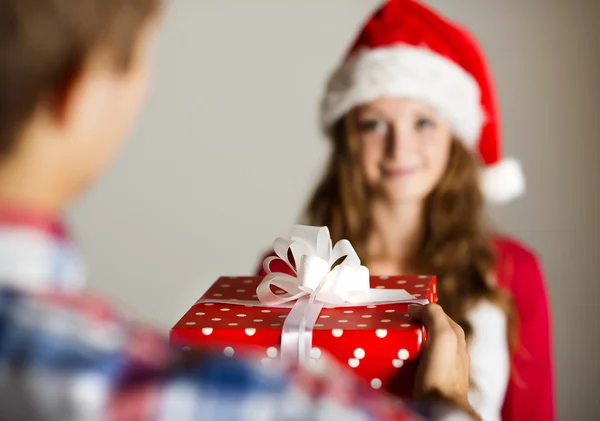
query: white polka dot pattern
[
  {"left": 354, "top": 348, "right": 366, "bottom": 359},
  {"left": 187, "top": 277, "right": 433, "bottom": 333},
  {"left": 175, "top": 275, "right": 438, "bottom": 390}
]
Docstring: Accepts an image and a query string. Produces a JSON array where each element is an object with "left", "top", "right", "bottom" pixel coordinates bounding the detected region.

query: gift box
[
  {"left": 171, "top": 226, "right": 438, "bottom": 393},
  {"left": 171, "top": 274, "right": 436, "bottom": 389}
]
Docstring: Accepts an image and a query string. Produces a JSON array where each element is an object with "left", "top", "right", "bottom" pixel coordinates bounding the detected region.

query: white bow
[{"left": 258, "top": 225, "right": 415, "bottom": 307}]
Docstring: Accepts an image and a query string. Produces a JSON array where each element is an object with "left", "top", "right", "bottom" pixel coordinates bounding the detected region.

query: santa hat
[{"left": 320, "top": 0, "right": 525, "bottom": 204}]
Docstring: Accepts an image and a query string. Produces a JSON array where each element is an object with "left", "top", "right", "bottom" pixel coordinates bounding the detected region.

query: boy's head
[{"left": 0, "top": 0, "right": 162, "bottom": 210}]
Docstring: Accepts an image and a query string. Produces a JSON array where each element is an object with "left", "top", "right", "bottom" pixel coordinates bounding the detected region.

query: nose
[{"left": 386, "top": 122, "right": 417, "bottom": 160}]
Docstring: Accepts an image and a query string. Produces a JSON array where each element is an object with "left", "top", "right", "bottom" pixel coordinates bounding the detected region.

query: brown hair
[
  {"left": 0, "top": 0, "right": 162, "bottom": 158},
  {"left": 305, "top": 113, "right": 517, "bottom": 348}
]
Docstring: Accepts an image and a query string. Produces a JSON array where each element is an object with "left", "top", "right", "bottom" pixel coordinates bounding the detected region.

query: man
[{"left": 0, "top": 1, "right": 479, "bottom": 420}]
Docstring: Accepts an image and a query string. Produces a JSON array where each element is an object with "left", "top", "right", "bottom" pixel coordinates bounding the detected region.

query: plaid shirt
[{"left": 0, "top": 205, "right": 470, "bottom": 421}]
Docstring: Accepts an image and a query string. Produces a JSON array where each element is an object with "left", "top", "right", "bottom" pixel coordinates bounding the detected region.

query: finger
[
  {"left": 445, "top": 314, "right": 466, "bottom": 345},
  {"left": 408, "top": 304, "right": 424, "bottom": 319},
  {"left": 412, "top": 303, "right": 453, "bottom": 336}
]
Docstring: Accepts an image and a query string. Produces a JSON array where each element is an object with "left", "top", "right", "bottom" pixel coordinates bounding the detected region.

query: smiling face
[{"left": 354, "top": 97, "right": 453, "bottom": 204}]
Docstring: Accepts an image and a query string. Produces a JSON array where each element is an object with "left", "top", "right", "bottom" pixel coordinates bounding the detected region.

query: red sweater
[
  {"left": 255, "top": 236, "right": 555, "bottom": 421},
  {"left": 493, "top": 237, "right": 555, "bottom": 421}
]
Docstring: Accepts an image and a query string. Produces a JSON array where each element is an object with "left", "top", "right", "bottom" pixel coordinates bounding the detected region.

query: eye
[
  {"left": 416, "top": 117, "right": 436, "bottom": 131},
  {"left": 357, "top": 119, "right": 387, "bottom": 134}
]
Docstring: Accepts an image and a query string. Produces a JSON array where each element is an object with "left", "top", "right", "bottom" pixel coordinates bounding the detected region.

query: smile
[{"left": 382, "top": 167, "right": 420, "bottom": 177}]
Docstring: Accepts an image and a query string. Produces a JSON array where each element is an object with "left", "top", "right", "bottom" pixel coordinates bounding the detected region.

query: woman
[{"left": 257, "top": 1, "right": 554, "bottom": 421}]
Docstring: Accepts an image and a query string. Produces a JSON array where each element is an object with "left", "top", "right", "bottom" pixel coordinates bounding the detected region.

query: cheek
[
  {"left": 423, "top": 135, "right": 452, "bottom": 181},
  {"left": 87, "top": 73, "right": 148, "bottom": 167},
  {"left": 359, "top": 138, "right": 386, "bottom": 180},
  {"left": 106, "top": 67, "right": 149, "bottom": 146},
  {"left": 118, "top": 66, "right": 149, "bottom": 125}
]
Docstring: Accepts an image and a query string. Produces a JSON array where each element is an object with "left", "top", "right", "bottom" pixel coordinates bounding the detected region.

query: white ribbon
[{"left": 257, "top": 225, "right": 427, "bottom": 364}]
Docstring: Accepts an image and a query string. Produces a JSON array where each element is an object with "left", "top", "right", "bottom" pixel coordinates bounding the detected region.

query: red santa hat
[{"left": 320, "top": 0, "right": 525, "bottom": 204}]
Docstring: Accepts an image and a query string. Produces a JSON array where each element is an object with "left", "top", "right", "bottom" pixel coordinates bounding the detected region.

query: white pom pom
[{"left": 481, "top": 157, "right": 526, "bottom": 205}]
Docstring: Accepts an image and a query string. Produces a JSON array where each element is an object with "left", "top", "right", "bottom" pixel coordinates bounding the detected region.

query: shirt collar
[
  {"left": 0, "top": 203, "right": 85, "bottom": 292},
  {"left": 0, "top": 203, "right": 68, "bottom": 240}
]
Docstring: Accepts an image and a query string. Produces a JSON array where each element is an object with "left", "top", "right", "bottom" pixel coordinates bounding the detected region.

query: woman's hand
[{"left": 410, "top": 303, "right": 480, "bottom": 420}]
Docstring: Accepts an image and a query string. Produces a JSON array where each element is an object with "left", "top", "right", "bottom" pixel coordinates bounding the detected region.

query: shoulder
[
  {"left": 491, "top": 236, "right": 552, "bottom": 323},
  {"left": 492, "top": 235, "right": 545, "bottom": 289},
  {"left": 493, "top": 235, "right": 540, "bottom": 266}
]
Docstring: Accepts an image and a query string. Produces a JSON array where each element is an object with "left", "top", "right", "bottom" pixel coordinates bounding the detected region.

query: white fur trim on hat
[
  {"left": 481, "top": 157, "right": 526, "bottom": 204},
  {"left": 321, "top": 45, "right": 485, "bottom": 148}
]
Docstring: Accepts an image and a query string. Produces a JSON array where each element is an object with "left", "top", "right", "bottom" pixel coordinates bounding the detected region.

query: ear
[
  {"left": 48, "top": 61, "right": 89, "bottom": 127},
  {"left": 50, "top": 50, "right": 123, "bottom": 136}
]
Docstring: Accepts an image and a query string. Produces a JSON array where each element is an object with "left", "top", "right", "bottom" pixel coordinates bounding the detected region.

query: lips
[{"left": 382, "top": 167, "right": 420, "bottom": 177}]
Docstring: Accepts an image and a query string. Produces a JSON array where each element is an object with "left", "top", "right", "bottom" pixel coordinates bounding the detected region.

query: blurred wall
[{"left": 69, "top": 1, "right": 599, "bottom": 419}]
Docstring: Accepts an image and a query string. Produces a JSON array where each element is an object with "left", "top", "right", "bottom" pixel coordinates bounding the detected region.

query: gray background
[{"left": 68, "top": 1, "right": 600, "bottom": 419}]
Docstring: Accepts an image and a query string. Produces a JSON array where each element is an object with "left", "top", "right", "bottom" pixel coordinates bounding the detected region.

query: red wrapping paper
[{"left": 171, "top": 275, "right": 437, "bottom": 391}]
